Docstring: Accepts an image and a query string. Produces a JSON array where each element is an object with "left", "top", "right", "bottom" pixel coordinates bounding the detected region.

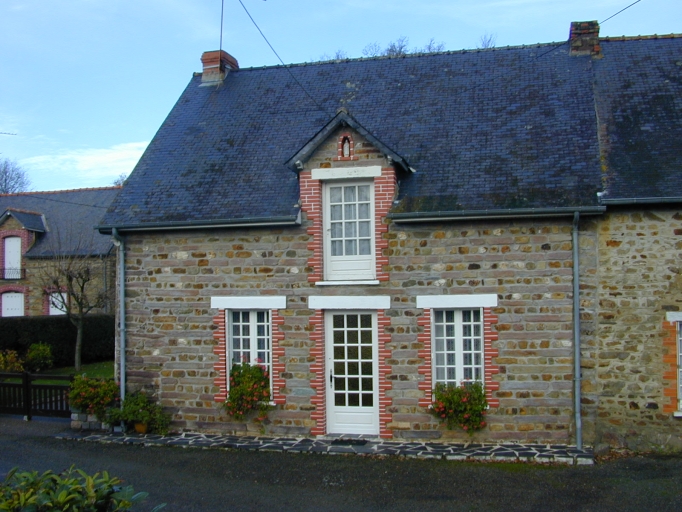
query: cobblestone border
[{"left": 56, "top": 431, "right": 594, "bottom": 465}]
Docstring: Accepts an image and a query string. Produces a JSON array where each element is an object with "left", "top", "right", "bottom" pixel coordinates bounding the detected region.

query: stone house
[
  {"left": 98, "top": 22, "right": 682, "bottom": 450},
  {"left": 0, "top": 188, "right": 119, "bottom": 317}
]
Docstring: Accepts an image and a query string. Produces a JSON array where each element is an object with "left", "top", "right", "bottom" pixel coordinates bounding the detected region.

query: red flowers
[
  {"left": 430, "top": 381, "right": 488, "bottom": 435},
  {"left": 223, "top": 361, "right": 272, "bottom": 422}
]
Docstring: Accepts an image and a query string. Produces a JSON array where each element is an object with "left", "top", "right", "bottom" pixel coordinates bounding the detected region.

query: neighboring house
[
  {"left": 98, "top": 22, "right": 682, "bottom": 451},
  {"left": 0, "top": 188, "right": 119, "bottom": 317}
]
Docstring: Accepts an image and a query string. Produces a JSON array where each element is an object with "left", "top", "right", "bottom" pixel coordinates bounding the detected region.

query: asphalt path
[{"left": 1, "top": 415, "right": 681, "bottom": 511}]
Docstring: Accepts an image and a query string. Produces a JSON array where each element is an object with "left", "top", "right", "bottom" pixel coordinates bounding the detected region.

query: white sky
[{"left": 1, "top": 0, "right": 680, "bottom": 192}]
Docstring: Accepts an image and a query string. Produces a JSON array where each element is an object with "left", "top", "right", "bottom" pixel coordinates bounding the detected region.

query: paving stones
[{"left": 56, "top": 431, "right": 594, "bottom": 465}]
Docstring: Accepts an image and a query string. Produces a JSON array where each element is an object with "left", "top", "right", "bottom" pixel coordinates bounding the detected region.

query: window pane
[
  {"left": 359, "top": 239, "right": 371, "bottom": 255},
  {"left": 344, "top": 186, "right": 356, "bottom": 202},
  {"left": 330, "top": 205, "right": 342, "bottom": 221},
  {"left": 344, "top": 204, "right": 356, "bottom": 220},
  {"left": 358, "top": 185, "right": 370, "bottom": 202},
  {"left": 360, "top": 315, "right": 371, "bottom": 328},
  {"left": 358, "top": 203, "right": 370, "bottom": 219},
  {"left": 345, "top": 239, "right": 357, "bottom": 255},
  {"left": 345, "top": 222, "right": 357, "bottom": 238},
  {"left": 330, "top": 187, "right": 342, "bottom": 202},
  {"left": 331, "top": 223, "right": 343, "bottom": 238},
  {"left": 331, "top": 240, "right": 343, "bottom": 256},
  {"left": 348, "top": 394, "right": 360, "bottom": 406},
  {"left": 347, "top": 346, "right": 358, "bottom": 359},
  {"left": 362, "top": 394, "right": 373, "bottom": 407}
]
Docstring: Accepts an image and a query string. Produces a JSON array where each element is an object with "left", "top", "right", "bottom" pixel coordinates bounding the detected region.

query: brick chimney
[
  {"left": 569, "top": 21, "right": 601, "bottom": 57},
  {"left": 200, "top": 50, "right": 239, "bottom": 84}
]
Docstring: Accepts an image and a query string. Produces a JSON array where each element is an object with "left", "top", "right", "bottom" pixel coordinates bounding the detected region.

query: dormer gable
[
  {"left": 294, "top": 113, "right": 403, "bottom": 285},
  {"left": 0, "top": 209, "right": 46, "bottom": 233}
]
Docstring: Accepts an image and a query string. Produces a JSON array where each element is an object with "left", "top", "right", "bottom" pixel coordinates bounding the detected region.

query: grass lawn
[
  {"left": 48, "top": 360, "right": 115, "bottom": 380},
  {"left": 2, "top": 361, "right": 116, "bottom": 384}
]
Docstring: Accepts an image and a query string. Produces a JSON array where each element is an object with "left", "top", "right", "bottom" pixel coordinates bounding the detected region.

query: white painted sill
[
  {"left": 673, "top": 411, "right": 682, "bottom": 419},
  {"left": 315, "top": 280, "right": 380, "bottom": 286}
]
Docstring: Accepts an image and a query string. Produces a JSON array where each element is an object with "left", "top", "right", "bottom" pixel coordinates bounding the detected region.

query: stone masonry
[{"left": 118, "top": 128, "right": 593, "bottom": 444}]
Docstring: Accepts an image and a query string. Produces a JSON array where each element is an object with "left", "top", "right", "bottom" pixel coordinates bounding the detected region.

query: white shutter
[
  {"left": 2, "top": 292, "right": 24, "bottom": 317},
  {"left": 4, "top": 237, "right": 21, "bottom": 279}
]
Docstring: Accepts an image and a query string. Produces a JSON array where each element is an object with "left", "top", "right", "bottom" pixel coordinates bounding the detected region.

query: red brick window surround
[
  {"left": 299, "top": 165, "right": 395, "bottom": 283},
  {"left": 663, "top": 314, "right": 682, "bottom": 414},
  {"left": 416, "top": 295, "right": 500, "bottom": 409},
  {"left": 210, "top": 296, "right": 286, "bottom": 406}
]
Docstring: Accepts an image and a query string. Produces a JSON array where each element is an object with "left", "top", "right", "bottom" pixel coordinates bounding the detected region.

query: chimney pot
[
  {"left": 200, "top": 50, "right": 239, "bottom": 84},
  {"left": 569, "top": 21, "right": 601, "bottom": 57}
]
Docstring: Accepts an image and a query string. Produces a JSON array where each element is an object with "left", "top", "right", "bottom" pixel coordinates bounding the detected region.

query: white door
[
  {"left": 325, "top": 311, "right": 379, "bottom": 435},
  {"left": 4, "top": 237, "right": 21, "bottom": 279},
  {"left": 2, "top": 292, "right": 24, "bottom": 317}
]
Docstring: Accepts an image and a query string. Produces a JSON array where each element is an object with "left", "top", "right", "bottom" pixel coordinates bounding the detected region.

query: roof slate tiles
[
  {"left": 0, "top": 188, "right": 120, "bottom": 257},
  {"left": 100, "top": 36, "right": 682, "bottom": 229}
]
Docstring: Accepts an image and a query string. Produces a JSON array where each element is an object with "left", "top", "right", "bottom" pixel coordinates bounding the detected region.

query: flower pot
[{"left": 134, "top": 422, "right": 148, "bottom": 434}]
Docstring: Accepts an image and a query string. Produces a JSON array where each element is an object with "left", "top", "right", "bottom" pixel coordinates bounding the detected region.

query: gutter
[
  {"left": 389, "top": 206, "right": 605, "bottom": 223},
  {"left": 98, "top": 214, "right": 300, "bottom": 235},
  {"left": 601, "top": 196, "right": 682, "bottom": 205},
  {"left": 111, "top": 228, "right": 126, "bottom": 402},
  {"left": 572, "top": 212, "right": 582, "bottom": 450}
]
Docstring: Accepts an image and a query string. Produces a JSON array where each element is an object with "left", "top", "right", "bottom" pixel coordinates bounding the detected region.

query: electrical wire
[{"left": 236, "top": 0, "right": 330, "bottom": 114}]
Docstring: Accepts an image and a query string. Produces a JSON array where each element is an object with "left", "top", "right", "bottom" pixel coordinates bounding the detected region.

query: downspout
[
  {"left": 111, "top": 228, "right": 126, "bottom": 401},
  {"left": 572, "top": 212, "right": 582, "bottom": 449}
]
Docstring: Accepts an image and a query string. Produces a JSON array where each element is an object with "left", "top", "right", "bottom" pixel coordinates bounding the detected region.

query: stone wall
[
  {"left": 591, "top": 207, "right": 682, "bottom": 451},
  {"left": 120, "top": 214, "right": 583, "bottom": 443}
]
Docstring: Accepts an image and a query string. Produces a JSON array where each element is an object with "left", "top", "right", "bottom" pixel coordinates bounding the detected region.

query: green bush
[
  {"left": 223, "top": 361, "right": 272, "bottom": 421},
  {"left": 0, "top": 350, "right": 24, "bottom": 373},
  {"left": 0, "top": 466, "right": 165, "bottom": 511},
  {"left": 24, "top": 343, "right": 54, "bottom": 373},
  {"left": 0, "top": 315, "right": 114, "bottom": 367},
  {"left": 430, "top": 381, "right": 488, "bottom": 434},
  {"left": 107, "top": 392, "right": 171, "bottom": 435},
  {"left": 68, "top": 375, "right": 120, "bottom": 422}
]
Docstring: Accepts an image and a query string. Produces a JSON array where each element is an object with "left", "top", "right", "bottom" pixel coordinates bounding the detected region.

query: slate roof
[
  {"left": 593, "top": 36, "right": 682, "bottom": 203},
  {"left": 0, "top": 188, "right": 120, "bottom": 257},
  {"left": 99, "top": 34, "right": 682, "bottom": 231}
]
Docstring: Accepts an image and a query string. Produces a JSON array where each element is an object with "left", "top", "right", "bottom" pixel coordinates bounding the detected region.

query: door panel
[{"left": 326, "top": 311, "right": 379, "bottom": 435}]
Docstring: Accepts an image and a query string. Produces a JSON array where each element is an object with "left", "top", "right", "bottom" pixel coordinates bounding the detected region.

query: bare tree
[
  {"left": 318, "top": 49, "right": 349, "bottom": 62},
  {"left": 112, "top": 173, "right": 128, "bottom": 186},
  {"left": 0, "top": 158, "right": 30, "bottom": 194},
  {"left": 478, "top": 32, "right": 497, "bottom": 49},
  {"left": 360, "top": 37, "right": 446, "bottom": 59},
  {"left": 40, "top": 231, "right": 113, "bottom": 371}
]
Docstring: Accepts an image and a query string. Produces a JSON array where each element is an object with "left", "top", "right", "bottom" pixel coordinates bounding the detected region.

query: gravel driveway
[{"left": 1, "top": 416, "right": 681, "bottom": 511}]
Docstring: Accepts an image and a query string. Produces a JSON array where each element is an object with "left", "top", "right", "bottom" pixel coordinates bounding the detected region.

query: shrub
[
  {"left": 0, "top": 466, "right": 166, "bottom": 511},
  {"left": 0, "top": 315, "right": 115, "bottom": 367},
  {"left": 223, "top": 361, "right": 271, "bottom": 421},
  {"left": 107, "top": 392, "right": 171, "bottom": 435},
  {"left": 430, "top": 381, "right": 488, "bottom": 434},
  {"left": 68, "top": 375, "right": 120, "bottom": 422},
  {"left": 0, "top": 350, "right": 24, "bottom": 373},
  {"left": 24, "top": 343, "right": 53, "bottom": 373}
]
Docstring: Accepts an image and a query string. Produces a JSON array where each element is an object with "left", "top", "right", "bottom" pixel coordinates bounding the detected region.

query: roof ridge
[
  {"left": 0, "top": 185, "right": 121, "bottom": 197},
  {"left": 196, "top": 41, "right": 573, "bottom": 74},
  {"left": 601, "top": 33, "right": 682, "bottom": 41},
  {"left": 2, "top": 207, "right": 43, "bottom": 216}
]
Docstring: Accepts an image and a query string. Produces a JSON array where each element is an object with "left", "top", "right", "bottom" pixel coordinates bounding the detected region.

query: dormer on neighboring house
[{"left": 0, "top": 188, "right": 120, "bottom": 317}]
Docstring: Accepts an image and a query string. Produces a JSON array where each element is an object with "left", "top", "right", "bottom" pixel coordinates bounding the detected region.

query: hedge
[{"left": 0, "top": 315, "right": 114, "bottom": 367}]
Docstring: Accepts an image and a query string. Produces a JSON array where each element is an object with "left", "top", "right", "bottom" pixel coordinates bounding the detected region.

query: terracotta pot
[{"left": 134, "top": 422, "right": 148, "bottom": 434}]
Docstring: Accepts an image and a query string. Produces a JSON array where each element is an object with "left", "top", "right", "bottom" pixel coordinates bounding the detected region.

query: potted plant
[
  {"left": 430, "top": 381, "right": 488, "bottom": 434},
  {"left": 108, "top": 392, "right": 171, "bottom": 435},
  {"left": 68, "top": 375, "right": 120, "bottom": 422},
  {"left": 223, "top": 361, "right": 272, "bottom": 422}
]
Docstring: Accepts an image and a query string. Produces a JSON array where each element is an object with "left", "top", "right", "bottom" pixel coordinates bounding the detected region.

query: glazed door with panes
[{"left": 325, "top": 311, "right": 379, "bottom": 435}]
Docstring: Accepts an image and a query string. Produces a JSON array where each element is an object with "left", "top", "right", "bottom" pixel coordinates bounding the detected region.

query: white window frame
[
  {"left": 665, "top": 313, "right": 682, "bottom": 414},
  {"left": 211, "top": 296, "right": 285, "bottom": 393},
  {"left": 418, "top": 295, "right": 497, "bottom": 387},
  {"left": 2, "top": 291, "right": 24, "bottom": 317},
  {"left": 431, "top": 308, "right": 485, "bottom": 385},
  {"left": 323, "top": 179, "right": 376, "bottom": 282},
  {"left": 4, "top": 237, "right": 22, "bottom": 280},
  {"left": 49, "top": 292, "right": 68, "bottom": 315},
  {"left": 226, "top": 310, "right": 272, "bottom": 389}
]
